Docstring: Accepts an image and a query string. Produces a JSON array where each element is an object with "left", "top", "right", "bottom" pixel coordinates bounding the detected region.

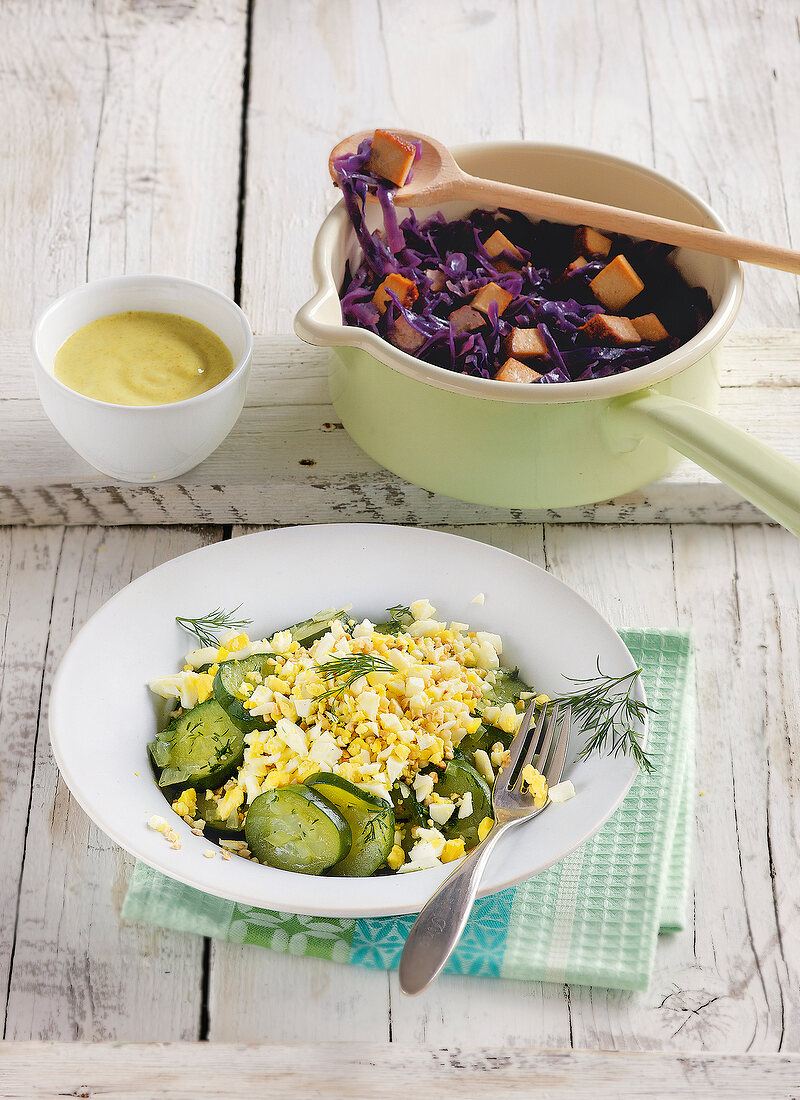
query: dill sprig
[
  {"left": 551, "top": 659, "right": 655, "bottom": 772},
  {"left": 175, "top": 606, "right": 253, "bottom": 648},
  {"left": 313, "top": 653, "right": 397, "bottom": 702},
  {"left": 360, "top": 815, "right": 386, "bottom": 845}
]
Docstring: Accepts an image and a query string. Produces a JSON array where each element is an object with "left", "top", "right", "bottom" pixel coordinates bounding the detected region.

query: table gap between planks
[{"left": 1, "top": 0, "right": 799, "bottom": 1083}]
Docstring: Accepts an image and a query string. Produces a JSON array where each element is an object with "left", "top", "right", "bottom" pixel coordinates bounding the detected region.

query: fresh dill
[
  {"left": 360, "top": 813, "right": 391, "bottom": 845},
  {"left": 175, "top": 606, "right": 253, "bottom": 648},
  {"left": 313, "top": 653, "right": 397, "bottom": 702},
  {"left": 214, "top": 738, "right": 235, "bottom": 762},
  {"left": 550, "top": 659, "right": 655, "bottom": 772}
]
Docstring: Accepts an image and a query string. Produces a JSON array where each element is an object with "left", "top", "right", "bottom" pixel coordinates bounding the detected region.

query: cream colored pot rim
[{"left": 296, "top": 141, "right": 744, "bottom": 405}]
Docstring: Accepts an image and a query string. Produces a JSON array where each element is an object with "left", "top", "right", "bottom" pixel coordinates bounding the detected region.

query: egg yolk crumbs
[{"left": 519, "top": 764, "right": 548, "bottom": 808}]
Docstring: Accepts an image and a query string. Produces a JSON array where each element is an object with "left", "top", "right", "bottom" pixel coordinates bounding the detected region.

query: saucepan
[{"left": 295, "top": 142, "right": 800, "bottom": 534}]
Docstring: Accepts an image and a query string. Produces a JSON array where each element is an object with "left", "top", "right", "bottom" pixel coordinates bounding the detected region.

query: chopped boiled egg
[
  {"left": 148, "top": 670, "right": 214, "bottom": 708},
  {"left": 548, "top": 780, "right": 576, "bottom": 803},
  {"left": 149, "top": 597, "right": 576, "bottom": 875},
  {"left": 520, "top": 764, "right": 548, "bottom": 808}
]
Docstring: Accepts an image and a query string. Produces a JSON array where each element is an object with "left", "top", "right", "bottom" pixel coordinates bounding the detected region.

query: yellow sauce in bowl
[{"left": 54, "top": 311, "right": 235, "bottom": 406}]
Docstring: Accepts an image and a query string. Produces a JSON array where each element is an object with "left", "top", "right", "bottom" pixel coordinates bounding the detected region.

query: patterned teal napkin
[{"left": 123, "top": 629, "right": 694, "bottom": 991}]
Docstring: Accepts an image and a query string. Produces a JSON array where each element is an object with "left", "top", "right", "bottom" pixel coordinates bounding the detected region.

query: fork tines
[
  {"left": 532, "top": 702, "right": 561, "bottom": 778},
  {"left": 505, "top": 701, "right": 571, "bottom": 791}
]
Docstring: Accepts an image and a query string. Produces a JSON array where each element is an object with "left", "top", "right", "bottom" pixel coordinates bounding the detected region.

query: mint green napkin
[{"left": 123, "top": 629, "right": 694, "bottom": 991}]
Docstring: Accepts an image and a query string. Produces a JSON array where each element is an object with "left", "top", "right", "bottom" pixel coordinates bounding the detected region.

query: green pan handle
[{"left": 609, "top": 389, "right": 800, "bottom": 537}]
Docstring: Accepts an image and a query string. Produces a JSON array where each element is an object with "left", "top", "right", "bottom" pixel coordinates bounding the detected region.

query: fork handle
[{"left": 398, "top": 820, "right": 516, "bottom": 996}]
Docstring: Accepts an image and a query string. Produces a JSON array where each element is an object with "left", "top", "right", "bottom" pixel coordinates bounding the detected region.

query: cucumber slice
[
  {"left": 456, "top": 722, "right": 513, "bottom": 768},
  {"left": 485, "top": 667, "right": 530, "bottom": 708},
  {"left": 391, "top": 781, "right": 427, "bottom": 856},
  {"left": 213, "top": 653, "right": 276, "bottom": 731},
  {"left": 305, "top": 772, "right": 395, "bottom": 877},
  {"left": 283, "top": 608, "right": 356, "bottom": 647},
  {"left": 195, "top": 789, "right": 245, "bottom": 834},
  {"left": 434, "top": 759, "right": 492, "bottom": 849},
  {"left": 391, "top": 780, "right": 426, "bottom": 823},
  {"left": 148, "top": 700, "right": 244, "bottom": 790},
  {"left": 244, "top": 786, "right": 351, "bottom": 875}
]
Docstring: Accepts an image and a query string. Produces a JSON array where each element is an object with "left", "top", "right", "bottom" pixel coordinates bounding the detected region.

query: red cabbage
[{"left": 334, "top": 140, "right": 712, "bottom": 384}]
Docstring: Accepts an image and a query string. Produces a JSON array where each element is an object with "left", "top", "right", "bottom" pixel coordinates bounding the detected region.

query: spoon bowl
[{"left": 329, "top": 129, "right": 461, "bottom": 206}]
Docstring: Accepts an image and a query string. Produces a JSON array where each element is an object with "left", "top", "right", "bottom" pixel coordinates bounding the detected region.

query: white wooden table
[{"left": 2, "top": 2, "right": 800, "bottom": 1095}]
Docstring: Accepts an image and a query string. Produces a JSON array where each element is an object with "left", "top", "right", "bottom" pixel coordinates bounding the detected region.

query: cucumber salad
[{"left": 147, "top": 600, "right": 568, "bottom": 877}]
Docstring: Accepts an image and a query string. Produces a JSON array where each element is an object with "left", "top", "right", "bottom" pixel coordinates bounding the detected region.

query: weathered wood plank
[
  {"left": 1, "top": 1041, "right": 799, "bottom": 1099},
  {"left": 637, "top": 0, "right": 800, "bottom": 329},
  {"left": 0, "top": 529, "right": 64, "bottom": 1012},
  {"left": 0, "top": 0, "right": 246, "bottom": 331},
  {"left": 517, "top": 0, "right": 654, "bottom": 162},
  {"left": 729, "top": 524, "right": 800, "bottom": 1049},
  {"left": 3, "top": 527, "right": 221, "bottom": 1040},
  {"left": 207, "top": 942, "right": 391, "bottom": 1043},
  {"left": 666, "top": 525, "right": 793, "bottom": 1050},
  {"left": 2, "top": 331, "right": 799, "bottom": 527}
]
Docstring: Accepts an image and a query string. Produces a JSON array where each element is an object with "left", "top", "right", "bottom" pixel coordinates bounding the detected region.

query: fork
[{"left": 398, "top": 700, "right": 571, "bottom": 996}]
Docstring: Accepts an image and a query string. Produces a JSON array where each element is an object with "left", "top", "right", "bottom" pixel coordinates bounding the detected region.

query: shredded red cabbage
[{"left": 334, "top": 140, "right": 713, "bottom": 384}]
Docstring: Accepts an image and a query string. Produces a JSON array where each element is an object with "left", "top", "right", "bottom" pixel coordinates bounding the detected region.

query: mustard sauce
[{"left": 54, "top": 311, "right": 235, "bottom": 406}]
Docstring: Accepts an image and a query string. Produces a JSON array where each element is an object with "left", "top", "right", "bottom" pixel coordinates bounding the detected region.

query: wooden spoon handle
[{"left": 457, "top": 174, "right": 800, "bottom": 274}]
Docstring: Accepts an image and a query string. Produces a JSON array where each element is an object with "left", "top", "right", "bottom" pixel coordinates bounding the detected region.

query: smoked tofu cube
[
  {"left": 631, "top": 313, "right": 669, "bottom": 342},
  {"left": 589, "top": 255, "right": 645, "bottom": 311},
  {"left": 580, "top": 313, "right": 641, "bottom": 346},
  {"left": 471, "top": 281, "right": 514, "bottom": 317},
  {"left": 448, "top": 305, "right": 485, "bottom": 334},
  {"left": 567, "top": 255, "right": 588, "bottom": 272},
  {"left": 574, "top": 226, "right": 612, "bottom": 257},
  {"left": 495, "top": 358, "right": 543, "bottom": 383},
  {"left": 424, "top": 268, "right": 447, "bottom": 293},
  {"left": 388, "top": 314, "right": 426, "bottom": 354},
  {"left": 483, "top": 230, "right": 523, "bottom": 263},
  {"left": 492, "top": 259, "right": 518, "bottom": 274},
  {"left": 368, "top": 130, "right": 417, "bottom": 187},
  {"left": 503, "top": 327, "right": 547, "bottom": 359},
  {"left": 372, "top": 273, "right": 418, "bottom": 315}
]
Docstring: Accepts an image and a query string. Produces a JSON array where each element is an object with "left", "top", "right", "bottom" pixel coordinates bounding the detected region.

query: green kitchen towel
[{"left": 123, "top": 629, "right": 694, "bottom": 991}]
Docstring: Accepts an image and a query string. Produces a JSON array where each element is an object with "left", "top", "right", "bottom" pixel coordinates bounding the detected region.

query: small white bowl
[{"left": 32, "top": 275, "right": 254, "bottom": 482}]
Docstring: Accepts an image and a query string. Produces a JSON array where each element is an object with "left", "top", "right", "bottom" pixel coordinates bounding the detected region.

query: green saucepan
[{"left": 295, "top": 142, "right": 800, "bottom": 535}]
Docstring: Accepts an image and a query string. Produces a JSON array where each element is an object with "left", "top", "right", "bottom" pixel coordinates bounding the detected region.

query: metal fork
[{"left": 398, "top": 700, "right": 571, "bottom": 996}]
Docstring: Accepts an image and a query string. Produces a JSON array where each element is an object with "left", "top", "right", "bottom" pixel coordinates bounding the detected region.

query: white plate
[{"left": 50, "top": 523, "right": 644, "bottom": 918}]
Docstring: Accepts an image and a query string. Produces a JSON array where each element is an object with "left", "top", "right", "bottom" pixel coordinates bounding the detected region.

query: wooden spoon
[{"left": 329, "top": 129, "right": 800, "bottom": 274}]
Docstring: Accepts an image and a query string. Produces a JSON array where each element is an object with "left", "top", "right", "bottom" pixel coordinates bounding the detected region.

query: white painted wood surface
[
  {"left": 1, "top": 1043, "right": 800, "bottom": 1100},
  {"left": 1, "top": 0, "right": 800, "bottom": 1090},
  {"left": 3, "top": 330, "right": 800, "bottom": 527},
  {"left": 0, "top": 0, "right": 245, "bottom": 328},
  {"left": 3, "top": 528, "right": 219, "bottom": 1042}
]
